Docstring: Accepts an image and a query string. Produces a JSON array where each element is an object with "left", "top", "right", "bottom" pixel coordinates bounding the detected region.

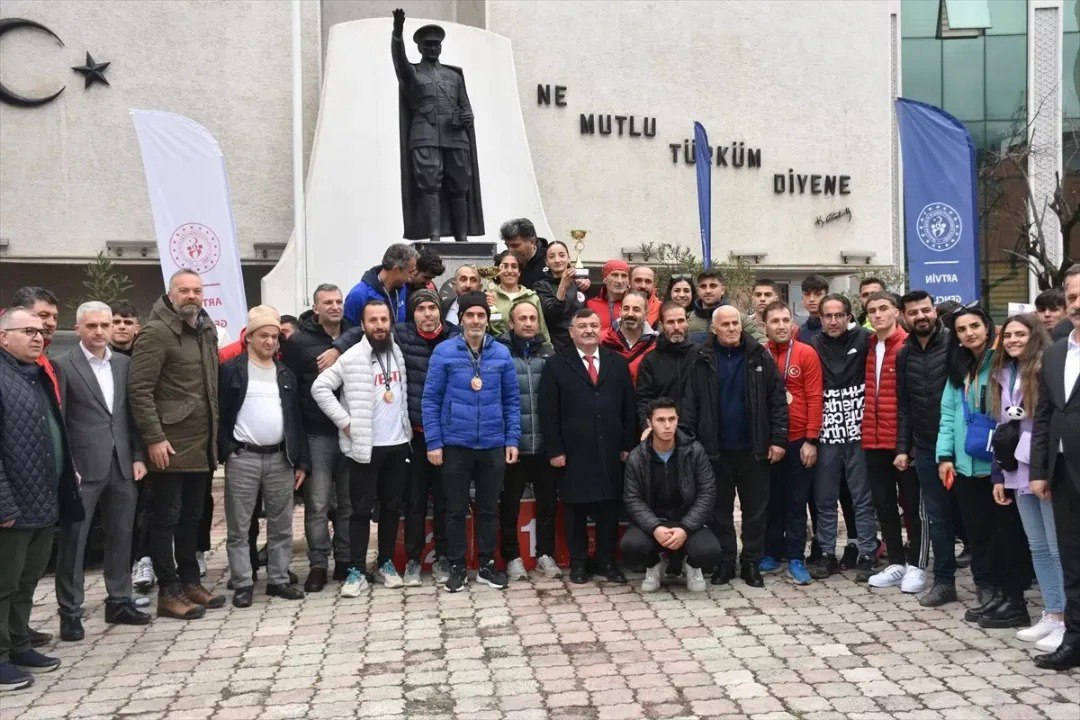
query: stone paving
[{"left": 5, "top": 480, "right": 1078, "bottom": 720}]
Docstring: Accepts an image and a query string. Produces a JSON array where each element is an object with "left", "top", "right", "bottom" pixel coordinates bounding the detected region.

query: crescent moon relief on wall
[{"left": 0, "top": 17, "right": 66, "bottom": 107}]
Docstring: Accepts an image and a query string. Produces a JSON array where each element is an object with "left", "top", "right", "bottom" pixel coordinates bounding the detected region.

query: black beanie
[{"left": 457, "top": 291, "right": 490, "bottom": 319}]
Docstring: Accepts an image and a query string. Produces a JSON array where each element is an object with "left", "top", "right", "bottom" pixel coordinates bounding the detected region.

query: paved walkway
[{"left": 6, "top": 481, "right": 1078, "bottom": 720}]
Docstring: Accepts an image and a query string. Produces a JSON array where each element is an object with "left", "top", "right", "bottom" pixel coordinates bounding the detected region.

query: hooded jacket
[
  {"left": 343, "top": 266, "right": 409, "bottom": 326},
  {"left": 600, "top": 324, "right": 657, "bottom": 385},
  {"left": 128, "top": 295, "right": 219, "bottom": 473},
  {"left": 487, "top": 285, "right": 550, "bottom": 344},
  {"left": 679, "top": 334, "right": 788, "bottom": 460},
  {"left": 394, "top": 320, "right": 458, "bottom": 431},
  {"left": 496, "top": 333, "right": 554, "bottom": 455},
  {"left": 862, "top": 326, "right": 908, "bottom": 450},
  {"left": 896, "top": 320, "right": 951, "bottom": 454},
  {"left": 811, "top": 326, "right": 870, "bottom": 445},
  {"left": 518, "top": 236, "right": 550, "bottom": 290},
  {"left": 623, "top": 431, "right": 716, "bottom": 535},
  {"left": 280, "top": 310, "right": 363, "bottom": 437},
  {"left": 635, "top": 335, "right": 698, "bottom": 428}
]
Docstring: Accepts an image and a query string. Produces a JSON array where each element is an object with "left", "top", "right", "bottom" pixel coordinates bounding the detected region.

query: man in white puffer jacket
[{"left": 311, "top": 301, "right": 412, "bottom": 597}]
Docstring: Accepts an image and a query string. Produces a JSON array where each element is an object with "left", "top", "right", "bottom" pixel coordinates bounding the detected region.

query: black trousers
[
  {"left": 198, "top": 476, "right": 213, "bottom": 552},
  {"left": 1052, "top": 459, "right": 1080, "bottom": 649},
  {"left": 765, "top": 440, "right": 816, "bottom": 561},
  {"left": 619, "top": 523, "right": 723, "bottom": 573},
  {"left": 711, "top": 451, "right": 770, "bottom": 567},
  {"left": 347, "top": 444, "right": 409, "bottom": 570},
  {"left": 443, "top": 446, "right": 504, "bottom": 567},
  {"left": 952, "top": 473, "right": 1033, "bottom": 598},
  {"left": 148, "top": 472, "right": 210, "bottom": 589},
  {"left": 131, "top": 476, "right": 154, "bottom": 564},
  {"left": 866, "top": 449, "right": 921, "bottom": 565},
  {"left": 404, "top": 433, "right": 447, "bottom": 563},
  {"left": 499, "top": 454, "right": 558, "bottom": 562},
  {"left": 564, "top": 499, "right": 620, "bottom": 568}
]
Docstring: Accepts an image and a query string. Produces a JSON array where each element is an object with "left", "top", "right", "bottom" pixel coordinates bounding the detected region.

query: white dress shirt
[
  {"left": 81, "top": 342, "right": 114, "bottom": 414},
  {"left": 576, "top": 346, "right": 599, "bottom": 376},
  {"left": 1062, "top": 330, "right": 1080, "bottom": 454}
]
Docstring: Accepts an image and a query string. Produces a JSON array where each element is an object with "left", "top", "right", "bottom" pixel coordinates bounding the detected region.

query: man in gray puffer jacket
[{"left": 496, "top": 300, "right": 561, "bottom": 581}]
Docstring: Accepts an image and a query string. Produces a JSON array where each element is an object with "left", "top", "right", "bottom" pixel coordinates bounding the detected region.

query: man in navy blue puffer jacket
[{"left": 422, "top": 293, "right": 521, "bottom": 593}]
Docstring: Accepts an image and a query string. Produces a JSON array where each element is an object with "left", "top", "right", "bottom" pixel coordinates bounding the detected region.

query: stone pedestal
[{"left": 412, "top": 240, "right": 497, "bottom": 295}]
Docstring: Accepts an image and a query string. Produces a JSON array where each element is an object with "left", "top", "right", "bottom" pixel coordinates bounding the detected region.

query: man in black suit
[
  {"left": 55, "top": 302, "right": 151, "bottom": 640},
  {"left": 1030, "top": 263, "right": 1080, "bottom": 671},
  {"left": 539, "top": 308, "right": 637, "bottom": 584}
]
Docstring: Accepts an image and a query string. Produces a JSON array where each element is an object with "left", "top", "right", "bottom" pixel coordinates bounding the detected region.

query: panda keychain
[{"left": 1004, "top": 365, "right": 1025, "bottom": 420}]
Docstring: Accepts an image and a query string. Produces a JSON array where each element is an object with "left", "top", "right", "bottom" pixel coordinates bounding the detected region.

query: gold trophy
[
  {"left": 568, "top": 229, "right": 589, "bottom": 278},
  {"left": 475, "top": 265, "right": 503, "bottom": 323}
]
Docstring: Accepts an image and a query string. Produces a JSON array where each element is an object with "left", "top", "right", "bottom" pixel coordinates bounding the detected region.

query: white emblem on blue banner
[{"left": 916, "top": 202, "right": 962, "bottom": 252}]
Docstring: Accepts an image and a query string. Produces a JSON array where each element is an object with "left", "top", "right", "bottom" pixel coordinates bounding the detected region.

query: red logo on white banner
[{"left": 169, "top": 223, "right": 222, "bottom": 274}]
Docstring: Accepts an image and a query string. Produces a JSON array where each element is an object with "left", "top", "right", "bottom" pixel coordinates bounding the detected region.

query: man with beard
[
  {"left": 394, "top": 289, "right": 457, "bottom": 586},
  {"left": 636, "top": 302, "right": 697, "bottom": 428},
  {"left": 128, "top": 270, "right": 223, "bottom": 620},
  {"left": 423, "top": 293, "right": 520, "bottom": 592},
  {"left": 630, "top": 266, "right": 662, "bottom": 327},
  {"left": 109, "top": 301, "right": 141, "bottom": 356},
  {"left": 586, "top": 260, "right": 631, "bottom": 330},
  {"left": 680, "top": 306, "right": 788, "bottom": 587},
  {"left": 501, "top": 218, "right": 549, "bottom": 290},
  {"left": 600, "top": 292, "right": 657, "bottom": 384},
  {"left": 409, "top": 247, "right": 445, "bottom": 292},
  {"left": 313, "top": 301, "right": 412, "bottom": 596},
  {"left": 442, "top": 264, "right": 482, "bottom": 326},
  {"left": 895, "top": 290, "right": 957, "bottom": 607},
  {"left": 540, "top": 308, "right": 637, "bottom": 585},
  {"left": 281, "top": 284, "right": 364, "bottom": 591}
]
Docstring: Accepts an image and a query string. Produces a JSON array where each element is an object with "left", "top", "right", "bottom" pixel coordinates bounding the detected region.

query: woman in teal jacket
[{"left": 937, "top": 306, "right": 1033, "bottom": 630}]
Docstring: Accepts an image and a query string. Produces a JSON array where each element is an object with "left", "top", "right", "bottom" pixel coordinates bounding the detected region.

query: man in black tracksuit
[
  {"left": 636, "top": 302, "right": 698, "bottom": 429},
  {"left": 679, "top": 306, "right": 788, "bottom": 587},
  {"left": 393, "top": 289, "right": 457, "bottom": 586}
]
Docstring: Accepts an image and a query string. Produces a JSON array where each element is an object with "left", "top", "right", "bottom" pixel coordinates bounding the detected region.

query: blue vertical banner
[
  {"left": 895, "top": 98, "right": 980, "bottom": 303},
  {"left": 693, "top": 121, "right": 712, "bottom": 268}
]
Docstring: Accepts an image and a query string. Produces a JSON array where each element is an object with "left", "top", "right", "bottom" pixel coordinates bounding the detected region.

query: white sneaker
[
  {"left": 683, "top": 564, "right": 706, "bottom": 592},
  {"left": 131, "top": 594, "right": 150, "bottom": 608},
  {"left": 402, "top": 560, "right": 422, "bottom": 587},
  {"left": 1033, "top": 622, "right": 1066, "bottom": 651},
  {"left": 641, "top": 558, "right": 668, "bottom": 593},
  {"left": 196, "top": 551, "right": 207, "bottom": 577},
  {"left": 340, "top": 567, "right": 369, "bottom": 597},
  {"left": 1017, "top": 613, "right": 1062, "bottom": 643},
  {"left": 131, "top": 557, "right": 155, "bottom": 591},
  {"left": 900, "top": 566, "right": 927, "bottom": 594},
  {"left": 375, "top": 560, "right": 404, "bottom": 588},
  {"left": 506, "top": 558, "right": 528, "bottom": 581},
  {"left": 535, "top": 555, "right": 562, "bottom": 579},
  {"left": 868, "top": 563, "right": 906, "bottom": 588}
]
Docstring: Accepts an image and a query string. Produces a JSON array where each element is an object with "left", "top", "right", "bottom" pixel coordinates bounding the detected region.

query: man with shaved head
[{"left": 679, "top": 305, "right": 788, "bottom": 588}]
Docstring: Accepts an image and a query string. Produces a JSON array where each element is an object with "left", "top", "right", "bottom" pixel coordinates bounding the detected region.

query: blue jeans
[
  {"left": 913, "top": 447, "right": 956, "bottom": 586},
  {"left": 1016, "top": 492, "right": 1065, "bottom": 613}
]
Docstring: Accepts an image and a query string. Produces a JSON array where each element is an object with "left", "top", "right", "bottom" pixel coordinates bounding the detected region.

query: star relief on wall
[{"left": 71, "top": 52, "right": 110, "bottom": 88}]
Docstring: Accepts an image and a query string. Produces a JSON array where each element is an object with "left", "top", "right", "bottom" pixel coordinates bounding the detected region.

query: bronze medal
[
  {"left": 786, "top": 390, "right": 793, "bottom": 405},
  {"left": 471, "top": 376, "right": 483, "bottom": 392},
  {"left": 383, "top": 390, "right": 394, "bottom": 404}
]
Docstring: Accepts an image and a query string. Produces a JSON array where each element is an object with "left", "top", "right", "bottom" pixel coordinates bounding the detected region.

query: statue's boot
[
  {"left": 450, "top": 197, "right": 468, "bottom": 243},
  {"left": 425, "top": 193, "right": 441, "bottom": 242}
]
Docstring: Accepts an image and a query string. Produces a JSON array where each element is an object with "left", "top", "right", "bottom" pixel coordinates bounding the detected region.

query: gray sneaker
[
  {"left": 506, "top": 558, "right": 528, "bottom": 581},
  {"left": 432, "top": 556, "right": 451, "bottom": 585},
  {"left": 535, "top": 554, "right": 562, "bottom": 579},
  {"left": 919, "top": 583, "right": 958, "bottom": 607},
  {"left": 403, "top": 560, "right": 422, "bottom": 587}
]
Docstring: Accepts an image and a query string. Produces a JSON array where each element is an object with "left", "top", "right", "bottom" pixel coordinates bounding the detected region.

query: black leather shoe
[
  {"left": 600, "top": 564, "right": 627, "bottom": 583},
  {"left": 964, "top": 587, "right": 1002, "bottom": 622},
  {"left": 711, "top": 564, "right": 737, "bottom": 585},
  {"left": 104, "top": 603, "right": 151, "bottom": 626},
  {"left": 1033, "top": 644, "right": 1080, "bottom": 671},
  {"left": 304, "top": 567, "right": 328, "bottom": 593},
  {"left": 740, "top": 563, "right": 764, "bottom": 588},
  {"left": 59, "top": 617, "right": 84, "bottom": 642},
  {"left": 287, "top": 570, "right": 299, "bottom": 585},
  {"left": 332, "top": 564, "right": 349, "bottom": 582},
  {"left": 977, "top": 597, "right": 1029, "bottom": 629},
  {"left": 267, "top": 583, "right": 305, "bottom": 600},
  {"left": 232, "top": 586, "right": 254, "bottom": 608},
  {"left": 569, "top": 566, "right": 590, "bottom": 584},
  {"left": 29, "top": 629, "right": 52, "bottom": 647},
  {"left": 918, "top": 583, "right": 958, "bottom": 608}
]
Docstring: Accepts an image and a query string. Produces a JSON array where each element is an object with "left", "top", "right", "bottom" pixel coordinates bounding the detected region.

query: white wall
[
  {"left": 0, "top": 0, "right": 320, "bottom": 263},
  {"left": 486, "top": 0, "right": 896, "bottom": 269}
]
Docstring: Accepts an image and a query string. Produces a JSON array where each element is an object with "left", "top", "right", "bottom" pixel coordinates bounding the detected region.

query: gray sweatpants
[
  {"left": 813, "top": 441, "right": 877, "bottom": 557},
  {"left": 304, "top": 434, "right": 351, "bottom": 569},
  {"left": 225, "top": 450, "right": 295, "bottom": 587}
]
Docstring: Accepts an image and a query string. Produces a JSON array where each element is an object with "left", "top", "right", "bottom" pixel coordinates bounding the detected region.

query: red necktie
[{"left": 586, "top": 354, "right": 598, "bottom": 385}]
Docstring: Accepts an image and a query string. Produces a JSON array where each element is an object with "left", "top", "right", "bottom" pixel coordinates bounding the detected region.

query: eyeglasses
[
  {"left": 822, "top": 313, "right": 848, "bottom": 322},
  {"left": 3, "top": 327, "right": 45, "bottom": 339}
]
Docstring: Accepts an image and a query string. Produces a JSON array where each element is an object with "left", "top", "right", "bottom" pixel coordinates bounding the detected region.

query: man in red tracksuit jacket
[
  {"left": 862, "top": 291, "right": 924, "bottom": 593},
  {"left": 760, "top": 301, "right": 823, "bottom": 585}
]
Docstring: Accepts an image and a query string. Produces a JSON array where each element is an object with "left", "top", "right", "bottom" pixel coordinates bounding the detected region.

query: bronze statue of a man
[{"left": 392, "top": 8, "right": 484, "bottom": 242}]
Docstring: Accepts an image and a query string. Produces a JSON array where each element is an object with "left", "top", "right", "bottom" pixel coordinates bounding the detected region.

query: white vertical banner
[{"left": 131, "top": 109, "right": 248, "bottom": 337}]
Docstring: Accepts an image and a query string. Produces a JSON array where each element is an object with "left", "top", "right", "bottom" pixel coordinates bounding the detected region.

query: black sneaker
[
  {"left": 808, "top": 553, "right": 838, "bottom": 579},
  {"left": 445, "top": 564, "right": 468, "bottom": 593},
  {"left": 28, "top": 629, "right": 51, "bottom": 648},
  {"left": 807, "top": 538, "right": 823, "bottom": 565},
  {"left": 918, "top": 583, "right": 958, "bottom": 608},
  {"left": 710, "top": 564, "right": 737, "bottom": 585},
  {"left": 840, "top": 543, "right": 859, "bottom": 570},
  {"left": 267, "top": 583, "right": 305, "bottom": 600},
  {"left": 854, "top": 555, "right": 875, "bottom": 583},
  {"left": 332, "top": 564, "right": 349, "bottom": 582},
  {"left": 477, "top": 562, "right": 508, "bottom": 590}
]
